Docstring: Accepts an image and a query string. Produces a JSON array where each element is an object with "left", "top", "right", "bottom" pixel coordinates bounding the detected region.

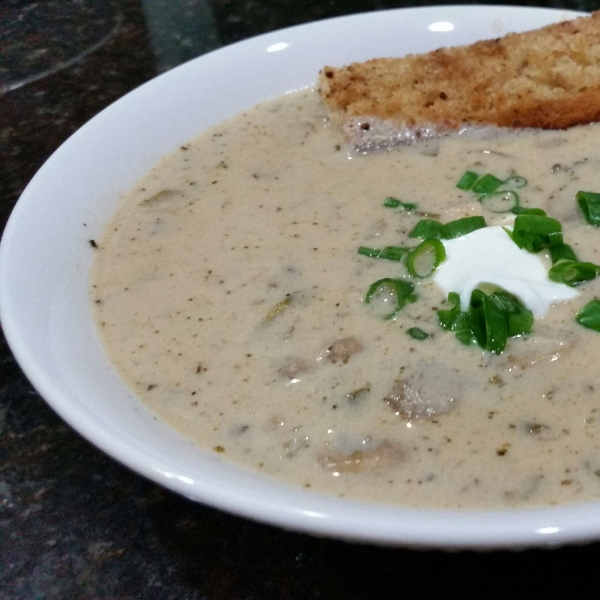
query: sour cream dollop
[{"left": 433, "top": 226, "right": 579, "bottom": 318}]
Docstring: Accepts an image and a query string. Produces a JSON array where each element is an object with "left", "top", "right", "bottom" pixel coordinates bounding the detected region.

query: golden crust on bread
[{"left": 319, "top": 12, "right": 600, "bottom": 148}]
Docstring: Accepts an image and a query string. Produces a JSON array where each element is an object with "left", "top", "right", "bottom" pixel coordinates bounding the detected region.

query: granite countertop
[{"left": 2, "top": 0, "right": 600, "bottom": 598}]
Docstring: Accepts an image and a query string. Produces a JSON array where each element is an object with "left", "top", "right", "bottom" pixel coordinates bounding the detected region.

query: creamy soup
[{"left": 92, "top": 89, "right": 600, "bottom": 509}]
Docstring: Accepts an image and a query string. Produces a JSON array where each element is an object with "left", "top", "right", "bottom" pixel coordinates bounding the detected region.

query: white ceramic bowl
[{"left": 2, "top": 5, "right": 596, "bottom": 549}]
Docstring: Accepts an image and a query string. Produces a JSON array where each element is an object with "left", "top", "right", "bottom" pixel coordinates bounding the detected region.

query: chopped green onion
[
  {"left": 440, "top": 216, "right": 487, "bottom": 239},
  {"left": 384, "top": 197, "right": 416, "bottom": 211},
  {"left": 437, "top": 292, "right": 476, "bottom": 345},
  {"left": 508, "top": 214, "right": 562, "bottom": 253},
  {"left": 408, "top": 219, "right": 442, "bottom": 239},
  {"left": 383, "top": 197, "right": 401, "bottom": 208},
  {"left": 514, "top": 214, "right": 562, "bottom": 236},
  {"left": 407, "top": 327, "right": 430, "bottom": 340},
  {"left": 479, "top": 190, "right": 520, "bottom": 213},
  {"left": 437, "top": 290, "right": 532, "bottom": 351},
  {"left": 472, "top": 174, "right": 503, "bottom": 195},
  {"left": 502, "top": 175, "right": 528, "bottom": 190},
  {"left": 469, "top": 289, "right": 508, "bottom": 354},
  {"left": 405, "top": 239, "right": 446, "bottom": 278},
  {"left": 548, "top": 260, "right": 599, "bottom": 287},
  {"left": 507, "top": 310, "right": 534, "bottom": 338},
  {"left": 511, "top": 207, "right": 546, "bottom": 216},
  {"left": 437, "top": 292, "right": 462, "bottom": 330},
  {"left": 489, "top": 292, "right": 534, "bottom": 337},
  {"left": 357, "top": 246, "right": 382, "bottom": 258},
  {"left": 576, "top": 191, "right": 600, "bottom": 226},
  {"left": 504, "top": 229, "right": 545, "bottom": 253},
  {"left": 547, "top": 231, "right": 564, "bottom": 246},
  {"left": 456, "top": 171, "right": 479, "bottom": 191},
  {"left": 357, "top": 246, "right": 408, "bottom": 261},
  {"left": 549, "top": 241, "right": 577, "bottom": 264},
  {"left": 576, "top": 300, "right": 600, "bottom": 332},
  {"left": 365, "top": 278, "right": 417, "bottom": 320},
  {"left": 458, "top": 172, "right": 527, "bottom": 194}
]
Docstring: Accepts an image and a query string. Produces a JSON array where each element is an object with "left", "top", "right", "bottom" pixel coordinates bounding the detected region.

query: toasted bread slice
[{"left": 319, "top": 12, "right": 600, "bottom": 150}]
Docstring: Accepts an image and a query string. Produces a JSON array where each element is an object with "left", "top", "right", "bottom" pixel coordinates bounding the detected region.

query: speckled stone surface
[{"left": 3, "top": 0, "right": 600, "bottom": 598}]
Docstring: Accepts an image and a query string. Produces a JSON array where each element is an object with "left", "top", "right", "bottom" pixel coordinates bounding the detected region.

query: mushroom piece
[
  {"left": 140, "top": 189, "right": 180, "bottom": 206},
  {"left": 384, "top": 367, "right": 461, "bottom": 419},
  {"left": 503, "top": 337, "right": 572, "bottom": 371},
  {"left": 325, "top": 337, "right": 363, "bottom": 364},
  {"left": 365, "top": 218, "right": 387, "bottom": 239},
  {"left": 345, "top": 385, "right": 371, "bottom": 406},
  {"left": 503, "top": 475, "right": 544, "bottom": 503},
  {"left": 278, "top": 357, "right": 314, "bottom": 382},
  {"left": 318, "top": 440, "right": 404, "bottom": 473},
  {"left": 139, "top": 189, "right": 188, "bottom": 214},
  {"left": 523, "top": 422, "right": 564, "bottom": 442}
]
